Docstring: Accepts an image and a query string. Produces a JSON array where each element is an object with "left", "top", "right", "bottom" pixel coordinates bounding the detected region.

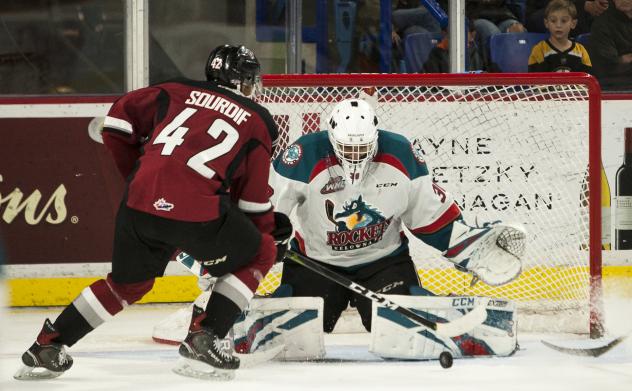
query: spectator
[
  {"left": 421, "top": 20, "right": 485, "bottom": 72},
  {"left": 342, "top": 0, "right": 380, "bottom": 72},
  {"left": 467, "top": 0, "right": 527, "bottom": 67},
  {"left": 588, "top": 0, "right": 632, "bottom": 89},
  {"left": 392, "top": 0, "right": 442, "bottom": 44},
  {"left": 392, "top": 0, "right": 444, "bottom": 71},
  {"left": 527, "top": 0, "right": 608, "bottom": 37},
  {"left": 528, "top": 0, "right": 592, "bottom": 72}
]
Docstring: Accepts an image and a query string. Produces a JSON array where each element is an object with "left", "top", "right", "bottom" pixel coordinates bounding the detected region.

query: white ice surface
[{"left": 1, "top": 303, "right": 631, "bottom": 391}]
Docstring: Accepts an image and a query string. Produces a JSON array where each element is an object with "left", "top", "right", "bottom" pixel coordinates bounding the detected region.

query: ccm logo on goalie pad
[
  {"left": 451, "top": 297, "right": 508, "bottom": 309},
  {"left": 452, "top": 297, "right": 476, "bottom": 307},
  {"left": 486, "top": 299, "right": 509, "bottom": 308}
]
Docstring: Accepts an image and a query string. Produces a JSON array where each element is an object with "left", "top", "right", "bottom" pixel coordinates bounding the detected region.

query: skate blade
[
  {"left": 13, "top": 364, "right": 64, "bottom": 381},
  {"left": 172, "top": 357, "right": 235, "bottom": 381}
]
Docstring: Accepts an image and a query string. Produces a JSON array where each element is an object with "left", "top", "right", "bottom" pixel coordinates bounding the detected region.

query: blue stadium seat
[
  {"left": 575, "top": 33, "right": 590, "bottom": 46},
  {"left": 403, "top": 32, "right": 443, "bottom": 73},
  {"left": 489, "top": 32, "right": 548, "bottom": 72}
]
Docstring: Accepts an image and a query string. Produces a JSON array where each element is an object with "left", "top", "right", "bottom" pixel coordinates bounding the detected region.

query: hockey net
[{"left": 252, "top": 73, "right": 603, "bottom": 336}]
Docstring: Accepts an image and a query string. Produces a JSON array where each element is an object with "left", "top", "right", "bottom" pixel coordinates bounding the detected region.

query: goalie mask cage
[{"left": 254, "top": 72, "right": 603, "bottom": 337}]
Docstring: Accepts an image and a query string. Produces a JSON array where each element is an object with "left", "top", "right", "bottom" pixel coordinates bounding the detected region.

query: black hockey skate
[
  {"left": 14, "top": 319, "right": 73, "bottom": 380},
  {"left": 172, "top": 305, "right": 239, "bottom": 380}
]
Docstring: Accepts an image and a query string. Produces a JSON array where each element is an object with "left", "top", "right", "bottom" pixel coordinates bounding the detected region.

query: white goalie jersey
[{"left": 270, "top": 129, "right": 462, "bottom": 268}]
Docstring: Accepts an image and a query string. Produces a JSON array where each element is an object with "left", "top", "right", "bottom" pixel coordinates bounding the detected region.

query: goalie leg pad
[
  {"left": 152, "top": 292, "right": 212, "bottom": 345},
  {"left": 232, "top": 297, "right": 325, "bottom": 361},
  {"left": 370, "top": 295, "right": 517, "bottom": 360}
]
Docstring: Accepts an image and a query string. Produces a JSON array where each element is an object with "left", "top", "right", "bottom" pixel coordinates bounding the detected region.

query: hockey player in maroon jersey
[{"left": 14, "top": 44, "right": 292, "bottom": 381}]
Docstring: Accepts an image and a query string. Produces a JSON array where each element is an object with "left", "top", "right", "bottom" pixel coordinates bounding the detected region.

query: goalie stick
[
  {"left": 541, "top": 336, "right": 628, "bottom": 357},
  {"left": 284, "top": 250, "right": 489, "bottom": 338},
  {"left": 175, "top": 251, "right": 206, "bottom": 277}
]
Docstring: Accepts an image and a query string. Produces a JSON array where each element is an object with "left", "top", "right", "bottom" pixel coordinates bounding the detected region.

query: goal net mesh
[{"left": 251, "top": 74, "right": 601, "bottom": 334}]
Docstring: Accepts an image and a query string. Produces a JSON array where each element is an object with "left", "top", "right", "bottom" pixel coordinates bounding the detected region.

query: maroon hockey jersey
[{"left": 102, "top": 78, "right": 278, "bottom": 224}]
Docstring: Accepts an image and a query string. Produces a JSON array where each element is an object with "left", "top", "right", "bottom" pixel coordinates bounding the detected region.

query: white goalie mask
[{"left": 327, "top": 99, "right": 379, "bottom": 185}]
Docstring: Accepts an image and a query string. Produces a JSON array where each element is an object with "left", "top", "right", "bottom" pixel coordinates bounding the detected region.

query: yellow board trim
[
  {"left": 7, "top": 266, "right": 632, "bottom": 307},
  {"left": 9, "top": 276, "right": 202, "bottom": 307}
]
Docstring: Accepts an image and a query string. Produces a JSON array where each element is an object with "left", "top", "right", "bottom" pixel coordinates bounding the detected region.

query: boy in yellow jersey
[{"left": 528, "top": 0, "right": 592, "bottom": 73}]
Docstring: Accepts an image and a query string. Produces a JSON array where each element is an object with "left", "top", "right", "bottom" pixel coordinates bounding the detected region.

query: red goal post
[{"left": 255, "top": 72, "right": 603, "bottom": 337}]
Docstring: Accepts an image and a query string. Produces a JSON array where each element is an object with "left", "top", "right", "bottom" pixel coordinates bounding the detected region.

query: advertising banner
[{"left": 0, "top": 117, "right": 123, "bottom": 265}]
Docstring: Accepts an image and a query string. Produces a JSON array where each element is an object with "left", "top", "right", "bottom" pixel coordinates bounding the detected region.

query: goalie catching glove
[{"left": 443, "top": 220, "right": 527, "bottom": 286}]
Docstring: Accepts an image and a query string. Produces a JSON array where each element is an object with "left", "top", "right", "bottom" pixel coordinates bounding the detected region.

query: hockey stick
[
  {"left": 175, "top": 251, "right": 206, "bottom": 277},
  {"left": 285, "top": 250, "right": 489, "bottom": 338},
  {"left": 541, "top": 336, "right": 628, "bottom": 357},
  {"left": 325, "top": 199, "right": 336, "bottom": 225}
]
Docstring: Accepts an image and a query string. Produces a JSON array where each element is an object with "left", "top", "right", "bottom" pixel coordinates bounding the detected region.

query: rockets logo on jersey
[
  {"left": 326, "top": 195, "right": 393, "bottom": 251},
  {"left": 282, "top": 144, "right": 302, "bottom": 166}
]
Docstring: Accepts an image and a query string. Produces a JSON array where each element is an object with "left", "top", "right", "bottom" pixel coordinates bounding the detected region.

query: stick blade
[
  {"left": 541, "top": 336, "right": 627, "bottom": 357},
  {"left": 435, "top": 298, "right": 489, "bottom": 338}
]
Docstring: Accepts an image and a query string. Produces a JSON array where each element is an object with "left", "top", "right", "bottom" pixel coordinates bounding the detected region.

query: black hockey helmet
[{"left": 205, "top": 44, "right": 262, "bottom": 95}]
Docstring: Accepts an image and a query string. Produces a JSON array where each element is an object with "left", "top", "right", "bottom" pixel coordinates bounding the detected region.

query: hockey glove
[
  {"left": 272, "top": 212, "right": 293, "bottom": 263},
  {"left": 443, "top": 220, "right": 527, "bottom": 286}
]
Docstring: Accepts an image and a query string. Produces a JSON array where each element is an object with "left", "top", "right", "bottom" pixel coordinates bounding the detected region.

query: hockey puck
[{"left": 439, "top": 352, "right": 453, "bottom": 368}]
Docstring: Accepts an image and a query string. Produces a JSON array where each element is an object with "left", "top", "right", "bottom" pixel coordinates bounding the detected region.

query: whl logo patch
[
  {"left": 321, "top": 175, "right": 345, "bottom": 194},
  {"left": 153, "top": 198, "right": 174, "bottom": 212}
]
